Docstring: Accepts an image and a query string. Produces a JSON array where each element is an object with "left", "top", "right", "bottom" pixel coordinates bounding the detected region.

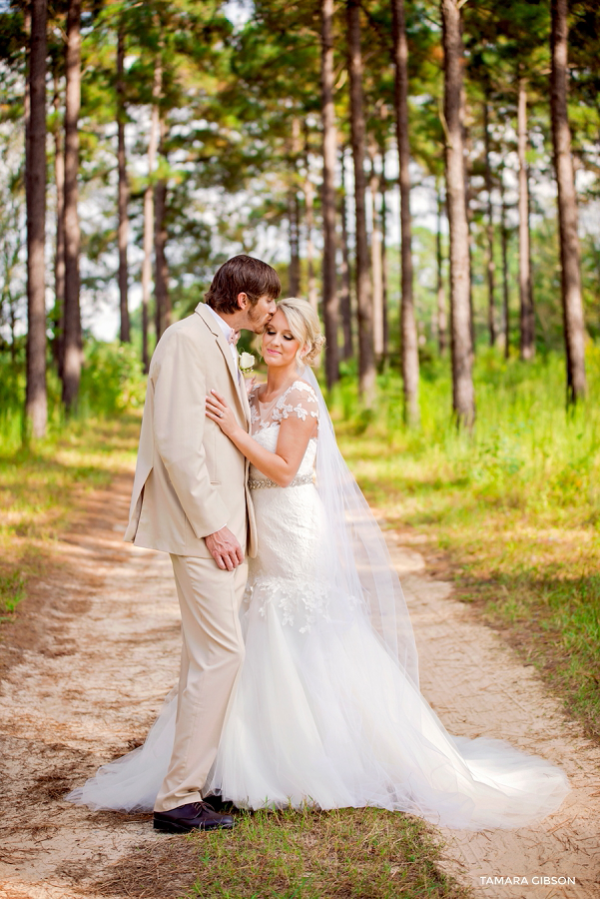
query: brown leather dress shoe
[{"left": 153, "top": 800, "right": 235, "bottom": 833}]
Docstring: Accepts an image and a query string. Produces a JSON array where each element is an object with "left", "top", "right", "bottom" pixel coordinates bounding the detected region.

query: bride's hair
[{"left": 277, "top": 297, "right": 325, "bottom": 366}]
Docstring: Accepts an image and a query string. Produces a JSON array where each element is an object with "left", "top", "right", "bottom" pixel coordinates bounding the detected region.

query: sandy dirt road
[{"left": 0, "top": 478, "right": 599, "bottom": 898}]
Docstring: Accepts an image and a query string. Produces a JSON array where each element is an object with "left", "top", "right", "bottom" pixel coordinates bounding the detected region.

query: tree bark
[
  {"left": 52, "top": 69, "right": 65, "bottom": 373},
  {"left": 346, "top": 0, "right": 375, "bottom": 402},
  {"left": 517, "top": 75, "right": 535, "bottom": 360},
  {"left": 551, "top": 0, "right": 586, "bottom": 404},
  {"left": 302, "top": 134, "right": 318, "bottom": 313},
  {"left": 320, "top": 0, "right": 339, "bottom": 388},
  {"left": 500, "top": 165, "right": 510, "bottom": 359},
  {"left": 483, "top": 99, "right": 496, "bottom": 346},
  {"left": 117, "top": 26, "right": 130, "bottom": 343},
  {"left": 436, "top": 177, "right": 447, "bottom": 355},
  {"left": 380, "top": 151, "right": 389, "bottom": 357},
  {"left": 369, "top": 146, "right": 384, "bottom": 362},
  {"left": 154, "top": 114, "right": 171, "bottom": 341},
  {"left": 141, "top": 59, "right": 161, "bottom": 372},
  {"left": 441, "top": 0, "right": 474, "bottom": 427},
  {"left": 287, "top": 186, "right": 301, "bottom": 295},
  {"left": 62, "top": 0, "right": 82, "bottom": 412},
  {"left": 392, "top": 0, "right": 419, "bottom": 423},
  {"left": 25, "top": 0, "right": 47, "bottom": 439},
  {"left": 339, "top": 146, "right": 353, "bottom": 359},
  {"left": 462, "top": 109, "right": 475, "bottom": 353}
]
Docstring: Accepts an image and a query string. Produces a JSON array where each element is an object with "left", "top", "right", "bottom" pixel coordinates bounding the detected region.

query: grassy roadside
[
  {"left": 185, "top": 808, "right": 469, "bottom": 899},
  {"left": 0, "top": 415, "right": 140, "bottom": 621},
  {"left": 333, "top": 348, "right": 600, "bottom": 740}
]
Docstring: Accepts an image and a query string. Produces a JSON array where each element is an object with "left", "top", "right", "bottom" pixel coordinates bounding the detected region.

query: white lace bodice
[{"left": 248, "top": 380, "right": 319, "bottom": 485}]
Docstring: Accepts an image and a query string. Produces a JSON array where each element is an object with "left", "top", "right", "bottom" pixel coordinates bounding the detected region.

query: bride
[{"left": 69, "top": 297, "right": 569, "bottom": 830}]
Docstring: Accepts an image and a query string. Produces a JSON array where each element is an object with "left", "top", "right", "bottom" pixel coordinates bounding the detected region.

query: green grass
[
  {"left": 185, "top": 807, "right": 469, "bottom": 898},
  {"left": 0, "top": 414, "right": 140, "bottom": 621},
  {"left": 332, "top": 344, "right": 600, "bottom": 738}
]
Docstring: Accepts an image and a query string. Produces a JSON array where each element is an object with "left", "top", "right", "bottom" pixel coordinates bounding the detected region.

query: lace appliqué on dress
[
  {"left": 243, "top": 576, "right": 330, "bottom": 634},
  {"left": 250, "top": 381, "right": 319, "bottom": 434}
]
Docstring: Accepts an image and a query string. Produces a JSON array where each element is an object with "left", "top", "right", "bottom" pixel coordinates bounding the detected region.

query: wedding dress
[{"left": 69, "top": 377, "right": 569, "bottom": 830}]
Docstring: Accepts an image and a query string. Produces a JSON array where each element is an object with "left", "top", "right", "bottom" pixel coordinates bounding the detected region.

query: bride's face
[{"left": 261, "top": 309, "right": 301, "bottom": 368}]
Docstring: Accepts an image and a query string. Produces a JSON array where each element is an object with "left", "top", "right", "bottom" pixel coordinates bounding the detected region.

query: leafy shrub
[{"left": 79, "top": 340, "right": 146, "bottom": 416}]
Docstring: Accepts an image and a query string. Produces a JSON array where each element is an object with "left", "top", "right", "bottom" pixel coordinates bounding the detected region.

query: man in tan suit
[{"left": 124, "top": 256, "right": 280, "bottom": 833}]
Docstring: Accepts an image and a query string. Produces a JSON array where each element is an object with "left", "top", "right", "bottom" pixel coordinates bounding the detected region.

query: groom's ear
[{"left": 236, "top": 292, "right": 249, "bottom": 310}]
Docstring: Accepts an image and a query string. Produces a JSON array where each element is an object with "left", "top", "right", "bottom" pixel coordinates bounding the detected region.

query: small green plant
[{"left": 0, "top": 570, "right": 25, "bottom": 618}]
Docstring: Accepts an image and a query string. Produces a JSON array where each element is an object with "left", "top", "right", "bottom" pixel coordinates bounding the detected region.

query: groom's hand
[{"left": 205, "top": 527, "right": 244, "bottom": 571}]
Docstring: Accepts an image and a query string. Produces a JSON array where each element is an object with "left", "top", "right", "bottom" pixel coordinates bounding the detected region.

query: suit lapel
[{"left": 195, "top": 303, "right": 250, "bottom": 427}]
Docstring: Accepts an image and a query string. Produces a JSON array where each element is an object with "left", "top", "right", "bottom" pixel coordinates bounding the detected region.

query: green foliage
[
  {"left": 333, "top": 345, "right": 600, "bottom": 736},
  {"left": 187, "top": 806, "right": 469, "bottom": 898},
  {"left": 0, "top": 570, "right": 25, "bottom": 618},
  {"left": 79, "top": 340, "right": 147, "bottom": 417}
]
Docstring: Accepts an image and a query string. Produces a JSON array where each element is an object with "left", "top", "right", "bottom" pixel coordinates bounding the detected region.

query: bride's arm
[{"left": 206, "top": 390, "right": 316, "bottom": 487}]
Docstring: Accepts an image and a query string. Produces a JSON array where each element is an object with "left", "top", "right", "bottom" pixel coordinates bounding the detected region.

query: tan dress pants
[{"left": 154, "top": 554, "right": 247, "bottom": 813}]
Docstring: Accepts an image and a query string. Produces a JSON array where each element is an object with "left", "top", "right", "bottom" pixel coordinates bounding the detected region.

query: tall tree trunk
[
  {"left": 500, "top": 164, "right": 510, "bottom": 359},
  {"left": 302, "top": 134, "right": 318, "bottom": 313},
  {"left": 462, "top": 110, "right": 475, "bottom": 353},
  {"left": 483, "top": 98, "right": 496, "bottom": 346},
  {"left": 141, "top": 59, "right": 161, "bottom": 372},
  {"left": 117, "top": 25, "right": 130, "bottom": 343},
  {"left": 320, "top": 0, "right": 339, "bottom": 388},
  {"left": 436, "top": 177, "right": 447, "bottom": 355},
  {"left": 392, "top": 0, "right": 419, "bottom": 423},
  {"left": 380, "top": 151, "right": 389, "bottom": 357},
  {"left": 551, "top": 0, "right": 586, "bottom": 404},
  {"left": 154, "top": 114, "right": 171, "bottom": 341},
  {"left": 369, "top": 146, "right": 384, "bottom": 362},
  {"left": 25, "top": 0, "right": 47, "bottom": 439},
  {"left": 287, "top": 187, "right": 300, "bottom": 294},
  {"left": 441, "top": 0, "right": 474, "bottom": 427},
  {"left": 517, "top": 75, "right": 535, "bottom": 360},
  {"left": 52, "top": 69, "right": 65, "bottom": 373},
  {"left": 62, "top": 0, "right": 82, "bottom": 412},
  {"left": 346, "top": 0, "right": 375, "bottom": 402},
  {"left": 339, "top": 146, "right": 353, "bottom": 359}
]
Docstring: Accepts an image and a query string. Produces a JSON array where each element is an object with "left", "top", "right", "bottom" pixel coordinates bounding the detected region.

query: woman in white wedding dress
[{"left": 69, "top": 298, "right": 569, "bottom": 830}]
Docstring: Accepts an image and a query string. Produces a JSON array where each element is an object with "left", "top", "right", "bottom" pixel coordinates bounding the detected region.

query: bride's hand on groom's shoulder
[{"left": 206, "top": 391, "right": 240, "bottom": 439}]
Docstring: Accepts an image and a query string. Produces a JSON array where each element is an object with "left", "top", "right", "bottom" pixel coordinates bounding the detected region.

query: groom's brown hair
[{"left": 205, "top": 255, "right": 281, "bottom": 314}]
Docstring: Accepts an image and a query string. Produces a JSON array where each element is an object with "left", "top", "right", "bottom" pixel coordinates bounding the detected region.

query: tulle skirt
[{"left": 68, "top": 574, "right": 569, "bottom": 830}]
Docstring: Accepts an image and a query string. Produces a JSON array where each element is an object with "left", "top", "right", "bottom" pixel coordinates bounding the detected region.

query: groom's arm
[{"left": 152, "top": 329, "right": 232, "bottom": 545}]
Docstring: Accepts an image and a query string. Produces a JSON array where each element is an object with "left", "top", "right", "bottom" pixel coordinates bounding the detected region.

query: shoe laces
[{"left": 192, "top": 800, "right": 216, "bottom": 815}]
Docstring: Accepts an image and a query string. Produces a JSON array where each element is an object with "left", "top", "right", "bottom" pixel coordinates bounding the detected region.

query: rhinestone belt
[{"left": 248, "top": 474, "right": 315, "bottom": 490}]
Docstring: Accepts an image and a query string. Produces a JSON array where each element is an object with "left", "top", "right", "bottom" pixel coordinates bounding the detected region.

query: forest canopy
[{"left": 0, "top": 0, "right": 599, "bottom": 437}]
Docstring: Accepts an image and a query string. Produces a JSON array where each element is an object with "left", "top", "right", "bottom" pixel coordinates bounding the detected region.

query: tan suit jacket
[{"left": 124, "top": 302, "right": 257, "bottom": 559}]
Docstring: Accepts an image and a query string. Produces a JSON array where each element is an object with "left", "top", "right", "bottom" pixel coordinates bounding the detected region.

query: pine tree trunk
[
  {"left": 551, "top": 0, "right": 586, "bottom": 404},
  {"left": 500, "top": 165, "right": 510, "bottom": 359},
  {"left": 517, "top": 75, "right": 535, "bottom": 360},
  {"left": 62, "top": 0, "right": 82, "bottom": 412},
  {"left": 25, "top": 0, "right": 47, "bottom": 439},
  {"left": 287, "top": 186, "right": 301, "bottom": 295},
  {"left": 346, "top": 0, "right": 375, "bottom": 402},
  {"left": 369, "top": 149, "right": 384, "bottom": 362},
  {"left": 441, "top": 0, "right": 474, "bottom": 427},
  {"left": 302, "top": 160, "right": 318, "bottom": 311},
  {"left": 154, "top": 115, "right": 171, "bottom": 342},
  {"left": 462, "top": 111, "right": 475, "bottom": 353},
  {"left": 436, "top": 178, "right": 447, "bottom": 355},
  {"left": 392, "top": 0, "right": 419, "bottom": 424},
  {"left": 320, "top": 0, "right": 339, "bottom": 388},
  {"left": 117, "top": 26, "right": 130, "bottom": 343},
  {"left": 339, "top": 146, "right": 353, "bottom": 359},
  {"left": 483, "top": 99, "right": 496, "bottom": 346},
  {"left": 52, "top": 70, "right": 65, "bottom": 373},
  {"left": 141, "top": 60, "right": 161, "bottom": 372},
  {"left": 380, "top": 153, "right": 389, "bottom": 357}
]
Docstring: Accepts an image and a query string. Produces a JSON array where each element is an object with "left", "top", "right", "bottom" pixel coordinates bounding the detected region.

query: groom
[{"left": 124, "top": 255, "right": 280, "bottom": 833}]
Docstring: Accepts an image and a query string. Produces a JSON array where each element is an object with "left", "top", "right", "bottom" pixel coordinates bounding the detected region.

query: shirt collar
[{"left": 206, "top": 303, "right": 235, "bottom": 343}]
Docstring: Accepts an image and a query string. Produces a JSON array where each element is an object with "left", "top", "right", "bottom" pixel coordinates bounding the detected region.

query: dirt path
[
  {"left": 386, "top": 532, "right": 600, "bottom": 899},
  {"left": 0, "top": 479, "right": 599, "bottom": 898}
]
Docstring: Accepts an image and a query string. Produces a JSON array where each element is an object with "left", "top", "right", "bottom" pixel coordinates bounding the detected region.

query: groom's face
[{"left": 245, "top": 294, "right": 277, "bottom": 333}]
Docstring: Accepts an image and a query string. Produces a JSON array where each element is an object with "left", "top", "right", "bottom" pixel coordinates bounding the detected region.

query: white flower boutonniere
[{"left": 239, "top": 352, "right": 255, "bottom": 374}]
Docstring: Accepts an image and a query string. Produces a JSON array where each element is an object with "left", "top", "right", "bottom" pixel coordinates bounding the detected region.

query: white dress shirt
[{"left": 206, "top": 303, "right": 239, "bottom": 378}]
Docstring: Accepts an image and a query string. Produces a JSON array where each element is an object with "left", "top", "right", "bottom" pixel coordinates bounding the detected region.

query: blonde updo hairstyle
[{"left": 275, "top": 297, "right": 325, "bottom": 367}]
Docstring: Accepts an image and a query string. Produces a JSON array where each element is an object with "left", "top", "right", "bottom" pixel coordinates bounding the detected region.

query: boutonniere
[{"left": 239, "top": 352, "right": 255, "bottom": 374}]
